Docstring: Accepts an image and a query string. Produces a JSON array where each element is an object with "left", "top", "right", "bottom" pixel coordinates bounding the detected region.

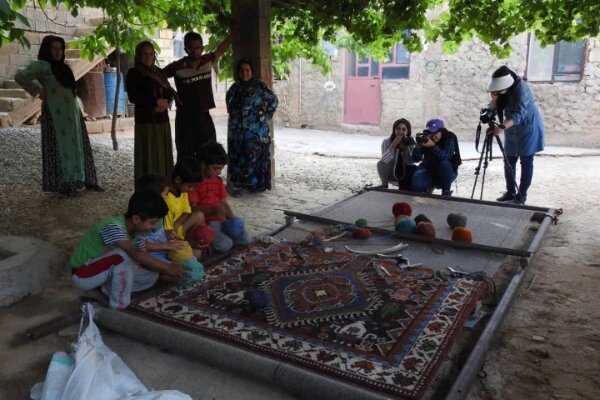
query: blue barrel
[{"left": 104, "top": 70, "right": 126, "bottom": 115}]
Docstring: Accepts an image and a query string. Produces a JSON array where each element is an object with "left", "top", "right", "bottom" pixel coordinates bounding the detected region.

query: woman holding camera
[
  {"left": 488, "top": 66, "right": 544, "bottom": 205},
  {"left": 376, "top": 118, "right": 417, "bottom": 189},
  {"left": 410, "top": 118, "right": 462, "bottom": 196}
]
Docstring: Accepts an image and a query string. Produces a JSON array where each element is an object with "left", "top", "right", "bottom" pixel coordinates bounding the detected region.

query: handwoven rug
[{"left": 129, "top": 242, "right": 485, "bottom": 399}]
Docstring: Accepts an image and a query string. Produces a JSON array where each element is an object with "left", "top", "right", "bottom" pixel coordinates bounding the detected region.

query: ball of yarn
[
  {"left": 222, "top": 216, "right": 245, "bottom": 239},
  {"left": 416, "top": 221, "right": 436, "bottom": 238},
  {"left": 245, "top": 288, "right": 270, "bottom": 308},
  {"left": 352, "top": 227, "right": 372, "bottom": 239},
  {"left": 447, "top": 213, "right": 467, "bottom": 229},
  {"left": 168, "top": 242, "right": 194, "bottom": 264},
  {"left": 414, "top": 213, "right": 432, "bottom": 224},
  {"left": 451, "top": 227, "right": 473, "bottom": 243},
  {"left": 392, "top": 202, "right": 412, "bottom": 218},
  {"left": 190, "top": 223, "right": 216, "bottom": 247},
  {"left": 355, "top": 218, "right": 368, "bottom": 227},
  {"left": 394, "top": 217, "right": 416, "bottom": 234},
  {"left": 183, "top": 258, "right": 205, "bottom": 285}
]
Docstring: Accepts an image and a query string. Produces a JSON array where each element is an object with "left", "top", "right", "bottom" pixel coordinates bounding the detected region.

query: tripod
[{"left": 470, "top": 120, "right": 519, "bottom": 200}]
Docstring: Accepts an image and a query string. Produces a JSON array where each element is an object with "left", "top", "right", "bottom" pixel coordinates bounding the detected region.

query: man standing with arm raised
[{"left": 164, "top": 29, "right": 232, "bottom": 160}]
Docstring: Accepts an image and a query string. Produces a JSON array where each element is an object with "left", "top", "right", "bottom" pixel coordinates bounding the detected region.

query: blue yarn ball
[
  {"left": 183, "top": 258, "right": 205, "bottom": 285},
  {"left": 223, "top": 217, "right": 245, "bottom": 239},
  {"left": 245, "top": 288, "right": 270, "bottom": 308},
  {"left": 394, "top": 217, "right": 416, "bottom": 234}
]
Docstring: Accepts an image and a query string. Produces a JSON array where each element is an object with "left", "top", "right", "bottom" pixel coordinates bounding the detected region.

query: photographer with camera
[
  {"left": 376, "top": 118, "right": 417, "bottom": 189},
  {"left": 487, "top": 66, "right": 545, "bottom": 204},
  {"left": 410, "top": 119, "right": 462, "bottom": 196}
]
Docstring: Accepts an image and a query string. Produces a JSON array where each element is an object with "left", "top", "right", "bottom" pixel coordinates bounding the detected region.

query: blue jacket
[{"left": 499, "top": 80, "right": 545, "bottom": 157}]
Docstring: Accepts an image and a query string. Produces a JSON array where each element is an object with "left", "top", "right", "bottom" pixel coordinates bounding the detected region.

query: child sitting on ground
[
  {"left": 164, "top": 158, "right": 213, "bottom": 273},
  {"left": 70, "top": 190, "right": 187, "bottom": 310},
  {"left": 189, "top": 142, "right": 252, "bottom": 253},
  {"left": 136, "top": 174, "right": 210, "bottom": 283}
]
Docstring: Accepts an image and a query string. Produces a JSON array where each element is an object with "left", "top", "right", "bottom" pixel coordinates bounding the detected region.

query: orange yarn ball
[{"left": 451, "top": 227, "right": 473, "bottom": 243}]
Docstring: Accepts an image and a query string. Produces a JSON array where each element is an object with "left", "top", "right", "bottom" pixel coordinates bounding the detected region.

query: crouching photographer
[{"left": 410, "top": 119, "right": 462, "bottom": 196}]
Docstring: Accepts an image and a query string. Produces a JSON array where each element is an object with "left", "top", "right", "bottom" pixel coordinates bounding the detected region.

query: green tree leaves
[{"left": 3, "top": 0, "right": 598, "bottom": 77}]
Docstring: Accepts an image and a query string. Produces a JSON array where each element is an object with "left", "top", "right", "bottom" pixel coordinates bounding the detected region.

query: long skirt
[
  {"left": 227, "top": 137, "right": 271, "bottom": 192},
  {"left": 134, "top": 122, "right": 174, "bottom": 186},
  {"left": 41, "top": 103, "right": 99, "bottom": 192}
]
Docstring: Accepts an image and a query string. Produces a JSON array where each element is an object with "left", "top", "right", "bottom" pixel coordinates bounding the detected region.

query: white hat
[{"left": 487, "top": 74, "right": 514, "bottom": 92}]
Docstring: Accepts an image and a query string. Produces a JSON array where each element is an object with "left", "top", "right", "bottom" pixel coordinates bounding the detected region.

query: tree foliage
[{"left": 2, "top": 0, "right": 598, "bottom": 77}]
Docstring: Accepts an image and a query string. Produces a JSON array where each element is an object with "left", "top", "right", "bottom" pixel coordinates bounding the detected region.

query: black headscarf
[
  {"left": 38, "top": 35, "right": 76, "bottom": 94},
  {"left": 134, "top": 41, "right": 180, "bottom": 105},
  {"left": 228, "top": 58, "right": 256, "bottom": 110}
]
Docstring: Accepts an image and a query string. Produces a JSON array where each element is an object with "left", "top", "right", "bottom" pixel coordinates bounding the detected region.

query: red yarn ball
[
  {"left": 451, "top": 227, "right": 473, "bottom": 243},
  {"left": 416, "top": 221, "right": 436, "bottom": 238},
  {"left": 352, "top": 228, "right": 372, "bottom": 239},
  {"left": 190, "top": 224, "right": 216, "bottom": 246},
  {"left": 392, "top": 202, "right": 412, "bottom": 218}
]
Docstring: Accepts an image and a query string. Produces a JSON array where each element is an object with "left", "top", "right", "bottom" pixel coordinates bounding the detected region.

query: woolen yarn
[
  {"left": 394, "top": 217, "right": 416, "bottom": 234},
  {"left": 416, "top": 221, "right": 436, "bottom": 238},
  {"left": 447, "top": 212, "right": 467, "bottom": 229},
  {"left": 392, "top": 202, "right": 412, "bottom": 218},
  {"left": 222, "top": 216, "right": 245, "bottom": 239},
  {"left": 451, "top": 226, "right": 473, "bottom": 243},
  {"left": 414, "top": 214, "right": 432, "bottom": 224},
  {"left": 352, "top": 228, "right": 372, "bottom": 239}
]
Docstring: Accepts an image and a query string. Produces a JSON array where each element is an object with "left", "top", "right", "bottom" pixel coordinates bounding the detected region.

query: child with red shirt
[{"left": 189, "top": 142, "right": 252, "bottom": 253}]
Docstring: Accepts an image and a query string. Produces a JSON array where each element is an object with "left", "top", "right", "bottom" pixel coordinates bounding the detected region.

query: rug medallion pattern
[{"left": 129, "top": 242, "right": 485, "bottom": 399}]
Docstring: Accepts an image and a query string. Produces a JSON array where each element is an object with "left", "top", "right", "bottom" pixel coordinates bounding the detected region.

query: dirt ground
[{"left": 0, "top": 125, "right": 599, "bottom": 399}]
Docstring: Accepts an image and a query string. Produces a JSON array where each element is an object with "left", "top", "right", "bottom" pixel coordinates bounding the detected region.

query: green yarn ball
[{"left": 355, "top": 218, "right": 368, "bottom": 227}]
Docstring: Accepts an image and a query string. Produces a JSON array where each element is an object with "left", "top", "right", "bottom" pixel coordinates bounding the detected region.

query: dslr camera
[
  {"left": 479, "top": 106, "right": 497, "bottom": 124},
  {"left": 415, "top": 131, "right": 433, "bottom": 145}
]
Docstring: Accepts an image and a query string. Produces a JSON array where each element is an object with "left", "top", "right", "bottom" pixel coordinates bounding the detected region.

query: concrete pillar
[
  {"left": 231, "top": 0, "right": 272, "bottom": 86},
  {"left": 231, "top": 0, "right": 275, "bottom": 184}
]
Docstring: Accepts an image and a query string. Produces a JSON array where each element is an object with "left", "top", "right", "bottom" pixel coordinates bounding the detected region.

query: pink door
[{"left": 344, "top": 51, "right": 381, "bottom": 125}]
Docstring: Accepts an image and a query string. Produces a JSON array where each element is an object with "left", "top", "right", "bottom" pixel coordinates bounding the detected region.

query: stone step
[
  {"left": 0, "top": 88, "right": 29, "bottom": 98},
  {"left": 0, "top": 112, "right": 11, "bottom": 128},
  {"left": 3, "top": 80, "right": 21, "bottom": 89},
  {"left": 0, "top": 97, "right": 26, "bottom": 112}
]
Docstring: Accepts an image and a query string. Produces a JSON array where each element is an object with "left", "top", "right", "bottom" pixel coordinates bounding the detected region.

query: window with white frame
[{"left": 527, "top": 33, "right": 586, "bottom": 82}]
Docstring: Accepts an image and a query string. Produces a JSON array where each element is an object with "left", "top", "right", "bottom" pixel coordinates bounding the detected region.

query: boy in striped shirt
[{"left": 70, "top": 190, "right": 187, "bottom": 309}]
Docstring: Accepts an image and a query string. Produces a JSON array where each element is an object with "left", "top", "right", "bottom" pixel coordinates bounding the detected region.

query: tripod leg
[{"left": 470, "top": 133, "right": 490, "bottom": 199}]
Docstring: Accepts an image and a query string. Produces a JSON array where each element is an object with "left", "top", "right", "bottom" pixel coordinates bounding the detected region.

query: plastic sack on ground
[{"left": 30, "top": 303, "right": 192, "bottom": 400}]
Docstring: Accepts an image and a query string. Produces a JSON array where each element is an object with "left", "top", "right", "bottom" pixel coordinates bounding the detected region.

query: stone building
[{"left": 272, "top": 35, "right": 600, "bottom": 148}]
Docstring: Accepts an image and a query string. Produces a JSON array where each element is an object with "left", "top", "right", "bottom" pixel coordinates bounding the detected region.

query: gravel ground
[{"left": 1, "top": 125, "right": 599, "bottom": 400}]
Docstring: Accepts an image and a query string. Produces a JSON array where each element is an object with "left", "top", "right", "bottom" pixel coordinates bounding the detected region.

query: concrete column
[
  {"left": 231, "top": 0, "right": 275, "bottom": 183},
  {"left": 231, "top": 0, "right": 272, "bottom": 86}
]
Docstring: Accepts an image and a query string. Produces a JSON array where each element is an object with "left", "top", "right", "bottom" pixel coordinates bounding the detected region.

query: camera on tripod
[
  {"left": 479, "top": 106, "right": 497, "bottom": 124},
  {"left": 415, "top": 131, "right": 433, "bottom": 145}
]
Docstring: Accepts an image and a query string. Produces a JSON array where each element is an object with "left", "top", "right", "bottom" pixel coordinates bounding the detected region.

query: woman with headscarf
[
  {"left": 15, "top": 35, "right": 101, "bottom": 195},
  {"left": 226, "top": 59, "right": 278, "bottom": 196},
  {"left": 487, "top": 66, "right": 545, "bottom": 204},
  {"left": 126, "top": 41, "right": 178, "bottom": 186},
  {"left": 376, "top": 118, "right": 417, "bottom": 190}
]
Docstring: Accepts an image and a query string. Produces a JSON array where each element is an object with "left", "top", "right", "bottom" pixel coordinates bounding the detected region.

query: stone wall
[
  {"left": 0, "top": 2, "right": 177, "bottom": 81},
  {"left": 276, "top": 35, "right": 600, "bottom": 148}
]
